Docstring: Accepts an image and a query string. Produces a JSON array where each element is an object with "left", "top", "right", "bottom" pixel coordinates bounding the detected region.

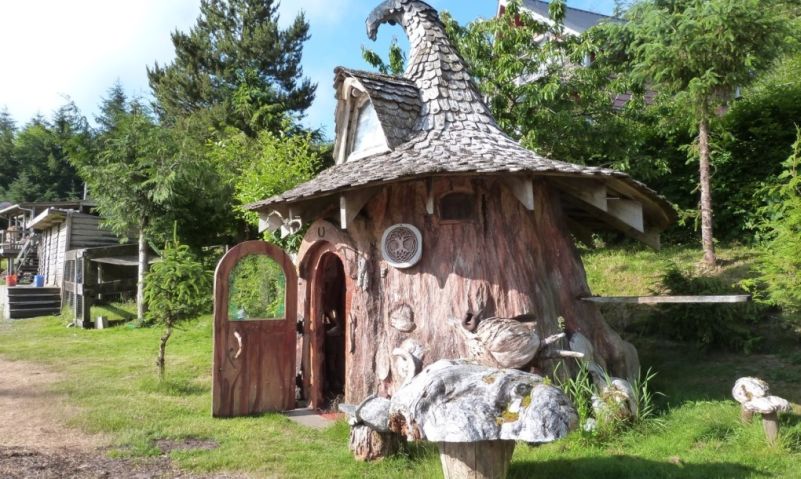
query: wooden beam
[
  {"left": 503, "top": 177, "right": 535, "bottom": 211},
  {"left": 340, "top": 189, "right": 378, "bottom": 230},
  {"left": 607, "top": 198, "right": 644, "bottom": 233},
  {"left": 552, "top": 178, "right": 607, "bottom": 211},
  {"left": 425, "top": 178, "right": 434, "bottom": 215},
  {"left": 581, "top": 295, "right": 751, "bottom": 304},
  {"left": 259, "top": 207, "right": 288, "bottom": 234}
]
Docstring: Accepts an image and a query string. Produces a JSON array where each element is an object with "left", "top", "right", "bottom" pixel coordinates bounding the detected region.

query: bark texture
[
  {"left": 698, "top": 115, "right": 716, "bottom": 266},
  {"left": 297, "top": 177, "right": 640, "bottom": 404},
  {"left": 137, "top": 220, "right": 149, "bottom": 324},
  {"left": 438, "top": 441, "right": 515, "bottom": 479},
  {"left": 157, "top": 326, "right": 172, "bottom": 380}
]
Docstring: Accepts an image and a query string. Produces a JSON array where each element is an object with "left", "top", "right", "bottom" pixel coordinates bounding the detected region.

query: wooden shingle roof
[{"left": 248, "top": 0, "right": 675, "bottom": 237}]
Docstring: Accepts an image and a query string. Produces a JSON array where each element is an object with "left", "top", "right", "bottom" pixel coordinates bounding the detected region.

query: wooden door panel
[{"left": 212, "top": 241, "right": 297, "bottom": 417}]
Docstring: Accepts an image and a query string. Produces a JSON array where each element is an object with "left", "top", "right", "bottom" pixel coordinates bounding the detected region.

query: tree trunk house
[{"left": 213, "top": 0, "right": 676, "bottom": 416}]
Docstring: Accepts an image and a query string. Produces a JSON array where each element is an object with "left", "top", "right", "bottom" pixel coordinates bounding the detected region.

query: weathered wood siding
[
  {"left": 298, "top": 177, "right": 638, "bottom": 404},
  {"left": 68, "top": 214, "right": 118, "bottom": 249},
  {"left": 38, "top": 213, "right": 119, "bottom": 287},
  {"left": 38, "top": 219, "right": 70, "bottom": 286}
]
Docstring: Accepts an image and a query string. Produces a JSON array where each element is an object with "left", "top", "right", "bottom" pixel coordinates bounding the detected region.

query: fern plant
[{"left": 144, "top": 230, "right": 211, "bottom": 379}]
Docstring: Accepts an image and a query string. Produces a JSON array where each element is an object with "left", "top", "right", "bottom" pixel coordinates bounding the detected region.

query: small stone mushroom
[
  {"left": 388, "top": 359, "right": 577, "bottom": 479},
  {"left": 732, "top": 377, "right": 770, "bottom": 423},
  {"left": 743, "top": 395, "right": 792, "bottom": 445},
  {"left": 732, "top": 377, "right": 791, "bottom": 445}
]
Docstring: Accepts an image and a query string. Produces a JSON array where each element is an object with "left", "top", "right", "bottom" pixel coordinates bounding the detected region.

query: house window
[
  {"left": 350, "top": 102, "right": 384, "bottom": 157},
  {"left": 439, "top": 192, "right": 476, "bottom": 222}
]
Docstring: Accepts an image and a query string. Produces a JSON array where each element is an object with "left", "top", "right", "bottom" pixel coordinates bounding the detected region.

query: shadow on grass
[
  {"left": 139, "top": 377, "right": 207, "bottom": 396},
  {"left": 98, "top": 303, "right": 136, "bottom": 322},
  {"left": 509, "top": 455, "right": 765, "bottom": 479}
]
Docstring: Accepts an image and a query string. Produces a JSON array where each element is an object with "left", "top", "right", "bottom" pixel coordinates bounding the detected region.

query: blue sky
[{"left": 0, "top": 0, "right": 615, "bottom": 139}]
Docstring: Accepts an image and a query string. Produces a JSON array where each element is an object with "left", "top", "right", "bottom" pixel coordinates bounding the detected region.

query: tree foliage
[
  {"left": 147, "top": 0, "right": 316, "bottom": 136},
  {"left": 0, "top": 104, "right": 87, "bottom": 202},
  {"left": 605, "top": 0, "right": 796, "bottom": 263},
  {"left": 362, "top": 37, "right": 406, "bottom": 76},
  {"left": 73, "top": 101, "right": 177, "bottom": 237},
  {"left": 716, "top": 53, "right": 801, "bottom": 239},
  {"left": 209, "top": 128, "right": 325, "bottom": 249},
  {"left": 759, "top": 128, "right": 801, "bottom": 312},
  {"left": 440, "top": 1, "right": 644, "bottom": 170}
]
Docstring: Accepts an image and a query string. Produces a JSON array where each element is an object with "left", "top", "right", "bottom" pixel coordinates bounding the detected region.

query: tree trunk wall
[{"left": 298, "top": 177, "right": 639, "bottom": 404}]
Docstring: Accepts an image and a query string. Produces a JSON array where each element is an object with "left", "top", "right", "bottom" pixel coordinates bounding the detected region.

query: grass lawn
[{"left": 0, "top": 244, "right": 800, "bottom": 478}]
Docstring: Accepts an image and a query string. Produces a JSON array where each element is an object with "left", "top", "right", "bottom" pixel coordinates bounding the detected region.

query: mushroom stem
[
  {"left": 741, "top": 406, "right": 753, "bottom": 424},
  {"left": 762, "top": 412, "right": 780, "bottom": 446}
]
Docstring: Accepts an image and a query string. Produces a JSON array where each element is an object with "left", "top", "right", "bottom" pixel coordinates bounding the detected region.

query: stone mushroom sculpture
[
  {"left": 732, "top": 377, "right": 792, "bottom": 445},
  {"left": 388, "top": 359, "right": 577, "bottom": 479}
]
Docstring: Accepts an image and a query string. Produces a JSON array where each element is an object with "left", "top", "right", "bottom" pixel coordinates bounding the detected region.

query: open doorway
[{"left": 315, "top": 252, "right": 347, "bottom": 408}]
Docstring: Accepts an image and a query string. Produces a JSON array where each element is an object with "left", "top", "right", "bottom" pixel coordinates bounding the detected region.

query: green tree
[
  {"left": 147, "top": 0, "right": 316, "bottom": 136},
  {"left": 435, "top": 1, "right": 644, "bottom": 171},
  {"left": 612, "top": 0, "right": 794, "bottom": 265},
  {"left": 144, "top": 231, "right": 211, "bottom": 379},
  {"left": 209, "top": 128, "right": 324, "bottom": 250},
  {"left": 6, "top": 104, "right": 87, "bottom": 202},
  {"left": 71, "top": 101, "right": 179, "bottom": 323}
]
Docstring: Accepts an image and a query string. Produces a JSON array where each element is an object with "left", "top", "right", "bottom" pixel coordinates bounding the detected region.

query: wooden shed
[
  {"left": 213, "top": 0, "right": 675, "bottom": 417},
  {"left": 30, "top": 207, "right": 119, "bottom": 287}
]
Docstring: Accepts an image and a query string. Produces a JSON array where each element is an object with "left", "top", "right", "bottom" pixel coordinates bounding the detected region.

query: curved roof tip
[{"left": 366, "top": 0, "right": 405, "bottom": 40}]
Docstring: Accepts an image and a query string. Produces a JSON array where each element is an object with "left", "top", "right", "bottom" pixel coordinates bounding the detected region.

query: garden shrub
[{"left": 145, "top": 232, "right": 212, "bottom": 378}]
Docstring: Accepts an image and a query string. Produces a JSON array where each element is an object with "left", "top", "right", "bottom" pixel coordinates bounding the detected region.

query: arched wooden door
[{"left": 212, "top": 240, "right": 297, "bottom": 417}]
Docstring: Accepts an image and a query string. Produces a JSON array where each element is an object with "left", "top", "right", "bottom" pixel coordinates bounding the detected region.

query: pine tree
[
  {"left": 147, "top": 0, "right": 316, "bottom": 136},
  {"left": 615, "top": 0, "right": 794, "bottom": 265}
]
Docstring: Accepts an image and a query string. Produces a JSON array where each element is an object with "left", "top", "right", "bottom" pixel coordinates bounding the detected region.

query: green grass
[{"left": 0, "top": 244, "right": 799, "bottom": 478}]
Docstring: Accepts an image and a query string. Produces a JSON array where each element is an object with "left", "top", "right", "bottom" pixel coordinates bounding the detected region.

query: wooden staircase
[
  {"left": 3, "top": 286, "right": 61, "bottom": 319},
  {"left": 14, "top": 235, "right": 40, "bottom": 284}
]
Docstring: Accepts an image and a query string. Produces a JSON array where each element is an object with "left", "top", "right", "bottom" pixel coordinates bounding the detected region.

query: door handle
[{"left": 234, "top": 331, "right": 243, "bottom": 359}]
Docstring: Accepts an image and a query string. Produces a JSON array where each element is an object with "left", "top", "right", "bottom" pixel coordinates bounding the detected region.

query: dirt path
[{"left": 0, "top": 358, "right": 235, "bottom": 478}]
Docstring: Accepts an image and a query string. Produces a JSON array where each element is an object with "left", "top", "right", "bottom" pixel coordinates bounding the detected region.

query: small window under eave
[{"left": 348, "top": 101, "right": 387, "bottom": 161}]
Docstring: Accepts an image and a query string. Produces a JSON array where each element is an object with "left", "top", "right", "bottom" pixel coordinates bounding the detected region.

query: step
[
  {"left": 9, "top": 299, "right": 61, "bottom": 309},
  {"left": 7, "top": 287, "right": 61, "bottom": 296},
  {"left": 8, "top": 307, "right": 61, "bottom": 319}
]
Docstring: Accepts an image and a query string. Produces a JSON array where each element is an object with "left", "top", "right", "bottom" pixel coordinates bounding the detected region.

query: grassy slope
[{"left": 0, "top": 244, "right": 799, "bottom": 478}]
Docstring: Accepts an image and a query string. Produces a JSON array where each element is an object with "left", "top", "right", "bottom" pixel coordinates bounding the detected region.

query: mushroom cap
[
  {"left": 388, "top": 359, "right": 577, "bottom": 443},
  {"left": 732, "top": 377, "right": 770, "bottom": 404},
  {"left": 743, "top": 395, "right": 791, "bottom": 415}
]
